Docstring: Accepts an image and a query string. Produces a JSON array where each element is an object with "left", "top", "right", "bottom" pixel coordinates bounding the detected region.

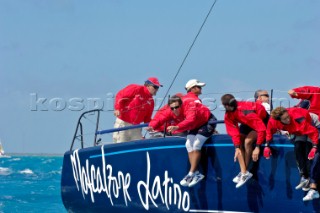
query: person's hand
[
  {"left": 167, "top": 126, "right": 179, "bottom": 133},
  {"left": 252, "top": 147, "right": 260, "bottom": 162},
  {"left": 145, "top": 126, "right": 154, "bottom": 132},
  {"left": 308, "top": 147, "right": 317, "bottom": 160},
  {"left": 288, "top": 89, "right": 297, "bottom": 97},
  {"left": 234, "top": 148, "right": 241, "bottom": 162},
  {"left": 280, "top": 130, "right": 290, "bottom": 138},
  {"left": 263, "top": 147, "right": 272, "bottom": 159},
  {"left": 114, "top": 110, "right": 120, "bottom": 117}
]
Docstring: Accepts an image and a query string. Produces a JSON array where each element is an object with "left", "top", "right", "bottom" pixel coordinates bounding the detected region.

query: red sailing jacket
[
  {"left": 151, "top": 105, "right": 185, "bottom": 134},
  {"left": 149, "top": 101, "right": 211, "bottom": 133},
  {"left": 266, "top": 108, "right": 319, "bottom": 145},
  {"left": 290, "top": 86, "right": 320, "bottom": 117},
  {"left": 224, "top": 101, "right": 267, "bottom": 146},
  {"left": 114, "top": 84, "right": 154, "bottom": 125},
  {"left": 182, "top": 92, "right": 202, "bottom": 104}
]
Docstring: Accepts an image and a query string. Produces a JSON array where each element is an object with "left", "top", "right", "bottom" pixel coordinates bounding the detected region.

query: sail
[{"left": 0, "top": 142, "right": 4, "bottom": 155}]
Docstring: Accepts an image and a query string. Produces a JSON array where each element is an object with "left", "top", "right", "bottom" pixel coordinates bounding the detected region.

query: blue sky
[{"left": 0, "top": 0, "right": 319, "bottom": 154}]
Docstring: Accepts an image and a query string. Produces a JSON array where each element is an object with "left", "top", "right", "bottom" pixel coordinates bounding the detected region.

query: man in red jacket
[
  {"left": 184, "top": 79, "right": 205, "bottom": 104},
  {"left": 149, "top": 93, "right": 187, "bottom": 137},
  {"left": 288, "top": 86, "right": 320, "bottom": 117},
  {"left": 288, "top": 86, "right": 320, "bottom": 189},
  {"left": 221, "top": 94, "right": 267, "bottom": 188},
  {"left": 266, "top": 107, "right": 319, "bottom": 157},
  {"left": 113, "top": 77, "right": 162, "bottom": 143},
  {"left": 266, "top": 106, "right": 320, "bottom": 201},
  {"left": 148, "top": 95, "right": 217, "bottom": 187}
]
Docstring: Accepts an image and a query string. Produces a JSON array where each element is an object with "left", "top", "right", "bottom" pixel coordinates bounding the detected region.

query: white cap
[{"left": 185, "top": 79, "right": 206, "bottom": 91}]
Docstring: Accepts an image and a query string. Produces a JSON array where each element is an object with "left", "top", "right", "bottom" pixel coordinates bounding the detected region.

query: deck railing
[{"left": 71, "top": 109, "right": 225, "bottom": 151}]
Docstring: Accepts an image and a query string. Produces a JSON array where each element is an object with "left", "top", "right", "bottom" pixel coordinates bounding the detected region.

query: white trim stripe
[{"left": 189, "top": 210, "right": 252, "bottom": 213}]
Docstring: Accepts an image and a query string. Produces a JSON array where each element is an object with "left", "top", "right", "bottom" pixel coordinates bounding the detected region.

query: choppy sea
[{"left": 0, "top": 155, "right": 65, "bottom": 213}]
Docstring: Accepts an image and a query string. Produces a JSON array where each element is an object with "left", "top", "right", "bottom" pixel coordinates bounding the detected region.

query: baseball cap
[
  {"left": 185, "top": 79, "right": 206, "bottom": 91},
  {"left": 145, "top": 77, "right": 163, "bottom": 87}
]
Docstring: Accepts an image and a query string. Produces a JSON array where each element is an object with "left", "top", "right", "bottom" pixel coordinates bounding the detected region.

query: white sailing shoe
[
  {"left": 232, "top": 172, "right": 242, "bottom": 183},
  {"left": 188, "top": 172, "right": 205, "bottom": 187},
  {"left": 235, "top": 172, "right": 253, "bottom": 188},
  {"left": 303, "top": 189, "right": 320, "bottom": 201},
  {"left": 180, "top": 174, "right": 194, "bottom": 187}
]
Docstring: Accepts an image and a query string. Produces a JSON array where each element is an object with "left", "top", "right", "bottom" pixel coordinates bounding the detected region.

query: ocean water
[{"left": 0, "top": 155, "right": 65, "bottom": 213}]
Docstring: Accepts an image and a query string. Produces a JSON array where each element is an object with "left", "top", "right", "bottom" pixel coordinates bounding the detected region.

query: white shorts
[{"left": 185, "top": 134, "right": 209, "bottom": 152}]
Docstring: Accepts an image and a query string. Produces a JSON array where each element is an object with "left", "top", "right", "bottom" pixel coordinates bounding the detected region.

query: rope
[
  {"left": 157, "top": 0, "right": 218, "bottom": 110},
  {"left": 273, "top": 90, "right": 320, "bottom": 95},
  {"left": 203, "top": 90, "right": 259, "bottom": 95},
  {"left": 142, "top": 0, "right": 219, "bottom": 139},
  {"left": 204, "top": 90, "right": 264, "bottom": 96},
  {"left": 203, "top": 90, "right": 320, "bottom": 96}
]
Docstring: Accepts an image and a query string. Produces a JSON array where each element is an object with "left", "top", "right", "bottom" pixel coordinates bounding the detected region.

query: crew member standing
[{"left": 113, "top": 77, "right": 162, "bottom": 143}]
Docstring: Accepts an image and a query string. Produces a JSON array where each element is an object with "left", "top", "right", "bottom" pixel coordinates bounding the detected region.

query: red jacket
[
  {"left": 224, "top": 101, "right": 267, "bottom": 146},
  {"left": 151, "top": 105, "right": 185, "bottom": 134},
  {"left": 114, "top": 84, "right": 154, "bottom": 124},
  {"left": 266, "top": 107, "right": 319, "bottom": 145},
  {"left": 149, "top": 101, "right": 211, "bottom": 133},
  {"left": 182, "top": 92, "right": 201, "bottom": 105},
  {"left": 291, "top": 86, "right": 320, "bottom": 117}
]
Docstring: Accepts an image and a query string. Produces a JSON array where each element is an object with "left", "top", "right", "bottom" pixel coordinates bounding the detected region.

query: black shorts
[
  {"left": 189, "top": 114, "right": 217, "bottom": 137},
  {"left": 239, "top": 124, "right": 254, "bottom": 136},
  {"left": 292, "top": 128, "right": 320, "bottom": 144}
]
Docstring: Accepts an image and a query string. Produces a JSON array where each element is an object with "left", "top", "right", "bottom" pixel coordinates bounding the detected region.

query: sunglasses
[
  {"left": 259, "top": 94, "right": 269, "bottom": 97},
  {"left": 170, "top": 105, "right": 180, "bottom": 110},
  {"left": 152, "top": 85, "right": 159, "bottom": 90},
  {"left": 192, "top": 86, "right": 202, "bottom": 89}
]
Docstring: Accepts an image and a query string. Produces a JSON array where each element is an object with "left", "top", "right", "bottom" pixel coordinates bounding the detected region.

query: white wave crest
[
  {"left": 2, "top": 195, "right": 13, "bottom": 200},
  {"left": 0, "top": 167, "right": 12, "bottom": 175},
  {"left": 9, "top": 158, "right": 21, "bottom": 162},
  {"left": 19, "top": 169, "right": 34, "bottom": 175},
  {"left": 42, "top": 159, "right": 54, "bottom": 164},
  {"left": 48, "top": 170, "right": 61, "bottom": 175}
]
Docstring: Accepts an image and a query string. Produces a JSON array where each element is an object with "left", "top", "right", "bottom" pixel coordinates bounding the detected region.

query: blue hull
[{"left": 61, "top": 134, "right": 320, "bottom": 212}]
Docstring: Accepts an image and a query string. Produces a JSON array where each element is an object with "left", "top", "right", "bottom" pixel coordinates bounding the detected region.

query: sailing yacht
[
  {"left": 60, "top": 109, "right": 320, "bottom": 212},
  {"left": 0, "top": 141, "right": 4, "bottom": 156},
  {"left": 0, "top": 140, "right": 9, "bottom": 158}
]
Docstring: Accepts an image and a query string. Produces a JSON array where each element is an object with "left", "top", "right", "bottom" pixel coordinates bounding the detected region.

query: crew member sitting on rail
[
  {"left": 147, "top": 95, "right": 217, "bottom": 187},
  {"left": 221, "top": 94, "right": 267, "bottom": 188},
  {"left": 149, "top": 93, "right": 187, "bottom": 137}
]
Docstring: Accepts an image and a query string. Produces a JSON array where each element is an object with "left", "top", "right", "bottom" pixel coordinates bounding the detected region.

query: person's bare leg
[
  {"left": 244, "top": 131, "right": 257, "bottom": 167},
  {"left": 188, "top": 151, "right": 194, "bottom": 171},
  {"left": 310, "top": 183, "right": 317, "bottom": 189},
  {"left": 237, "top": 147, "right": 247, "bottom": 173},
  {"left": 189, "top": 150, "right": 201, "bottom": 173}
]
